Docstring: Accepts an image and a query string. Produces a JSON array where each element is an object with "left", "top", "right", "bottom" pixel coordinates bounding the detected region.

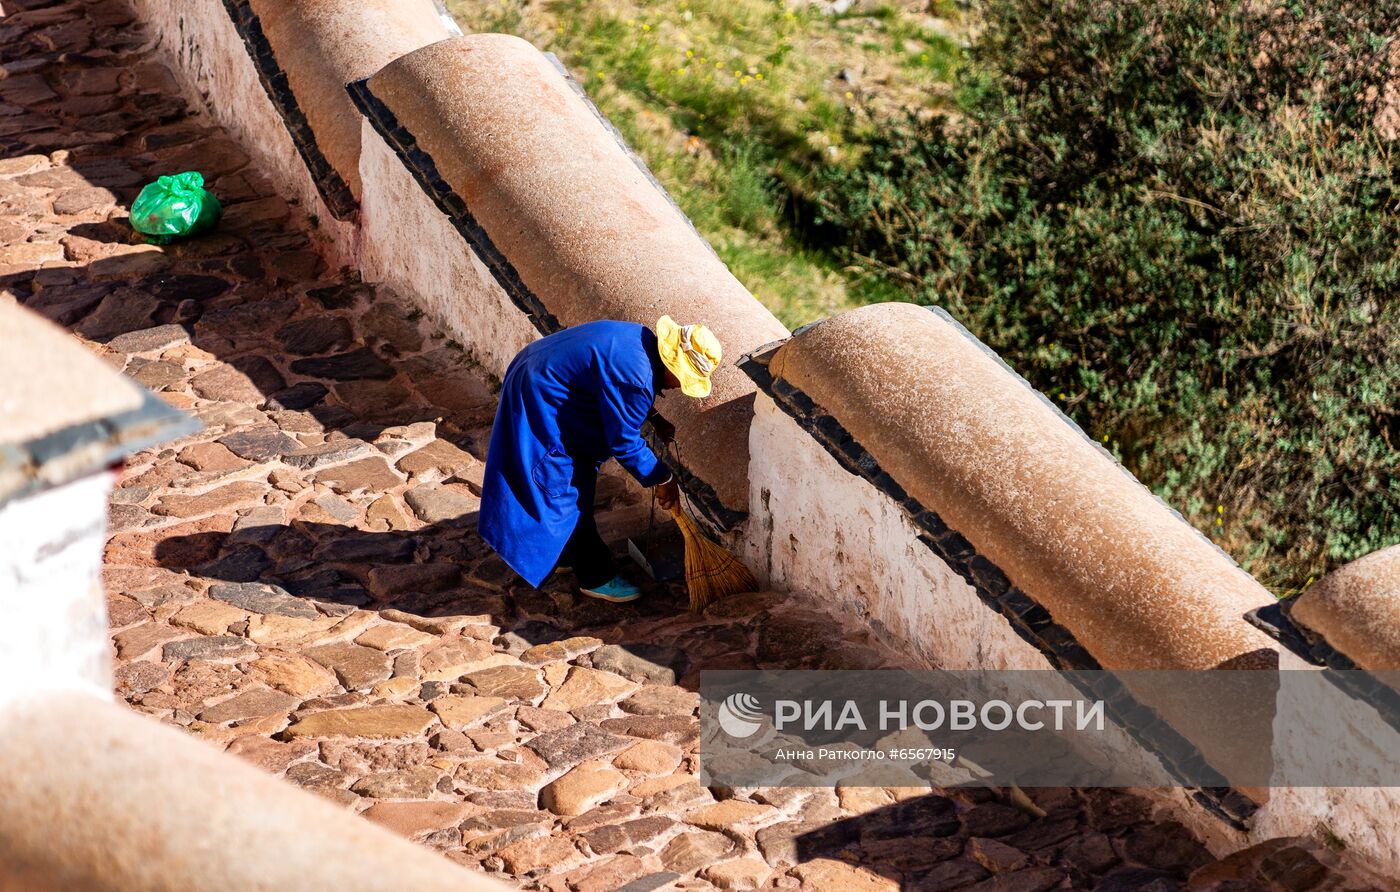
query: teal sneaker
[{"left": 579, "top": 576, "right": 642, "bottom": 603}]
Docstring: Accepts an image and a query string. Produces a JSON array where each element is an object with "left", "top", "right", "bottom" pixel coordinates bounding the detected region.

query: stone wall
[{"left": 122, "top": 0, "right": 1400, "bottom": 875}]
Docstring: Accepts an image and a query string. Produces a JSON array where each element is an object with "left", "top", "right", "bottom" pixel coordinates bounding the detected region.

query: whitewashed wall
[
  {"left": 1245, "top": 649, "right": 1400, "bottom": 876},
  {"left": 741, "top": 392, "right": 1247, "bottom": 856},
  {"left": 743, "top": 395, "right": 1049, "bottom": 673},
  {"left": 356, "top": 126, "right": 539, "bottom": 380},
  {"left": 0, "top": 471, "right": 116, "bottom": 708},
  {"left": 128, "top": 0, "right": 360, "bottom": 268}
]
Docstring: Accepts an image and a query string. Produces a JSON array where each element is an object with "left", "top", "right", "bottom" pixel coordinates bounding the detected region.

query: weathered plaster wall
[
  {"left": 740, "top": 401, "right": 1246, "bottom": 851},
  {"left": 1252, "top": 787, "right": 1400, "bottom": 878},
  {"left": 0, "top": 471, "right": 115, "bottom": 706},
  {"left": 243, "top": 0, "right": 450, "bottom": 204},
  {"left": 1250, "top": 646, "right": 1400, "bottom": 876},
  {"left": 127, "top": 0, "right": 360, "bottom": 267},
  {"left": 356, "top": 123, "right": 539, "bottom": 380},
  {"left": 1245, "top": 552, "right": 1400, "bottom": 877},
  {"left": 756, "top": 304, "right": 1276, "bottom": 673},
  {"left": 744, "top": 397, "right": 1048, "bottom": 673}
]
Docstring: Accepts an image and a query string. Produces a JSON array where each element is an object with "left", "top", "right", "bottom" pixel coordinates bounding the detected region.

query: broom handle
[
  {"left": 647, "top": 479, "right": 656, "bottom": 533},
  {"left": 665, "top": 438, "right": 699, "bottom": 519}
]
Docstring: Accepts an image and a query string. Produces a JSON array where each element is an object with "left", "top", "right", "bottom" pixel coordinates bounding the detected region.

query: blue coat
[{"left": 479, "top": 321, "right": 671, "bottom": 587}]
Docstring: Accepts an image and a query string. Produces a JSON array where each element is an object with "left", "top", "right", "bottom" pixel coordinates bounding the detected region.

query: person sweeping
[{"left": 479, "top": 316, "right": 721, "bottom": 603}]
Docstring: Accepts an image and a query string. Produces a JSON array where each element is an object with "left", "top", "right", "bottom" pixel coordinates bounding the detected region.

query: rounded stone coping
[
  {"left": 767, "top": 303, "right": 1275, "bottom": 670},
  {"left": 360, "top": 34, "right": 788, "bottom": 514},
  {"left": 246, "top": 0, "right": 450, "bottom": 200},
  {"left": 1291, "top": 546, "right": 1400, "bottom": 669},
  {"left": 0, "top": 692, "right": 508, "bottom": 891},
  {"left": 0, "top": 302, "right": 143, "bottom": 445}
]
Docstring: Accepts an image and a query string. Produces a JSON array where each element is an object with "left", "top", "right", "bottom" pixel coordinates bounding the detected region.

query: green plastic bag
[{"left": 130, "top": 171, "right": 222, "bottom": 243}]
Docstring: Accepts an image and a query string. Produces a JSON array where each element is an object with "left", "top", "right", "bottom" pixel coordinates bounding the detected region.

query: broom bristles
[{"left": 670, "top": 506, "right": 758, "bottom": 611}]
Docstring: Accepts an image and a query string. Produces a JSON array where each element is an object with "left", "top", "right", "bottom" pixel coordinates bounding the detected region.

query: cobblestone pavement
[{"left": 1, "top": 1, "right": 1390, "bottom": 890}]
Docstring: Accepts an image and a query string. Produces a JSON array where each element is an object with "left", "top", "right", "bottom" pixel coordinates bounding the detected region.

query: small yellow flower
[
  {"left": 734, "top": 70, "right": 742, "bottom": 77},
  {"left": 642, "top": 23, "right": 651, "bottom": 31},
  {"left": 755, "top": 73, "right": 763, "bottom": 80},
  {"left": 844, "top": 91, "right": 854, "bottom": 100},
  {"left": 686, "top": 49, "right": 694, "bottom": 58}
]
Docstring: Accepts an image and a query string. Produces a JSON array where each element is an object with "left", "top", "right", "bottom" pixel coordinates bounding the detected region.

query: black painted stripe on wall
[
  {"left": 346, "top": 77, "right": 560, "bottom": 336},
  {"left": 1, "top": 390, "right": 199, "bottom": 507},
  {"left": 1248, "top": 602, "right": 1400, "bottom": 736},
  {"left": 346, "top": 76, "right": 744, "bottom": 533},
  {"left": 740, "top": 339, "right": 1100, "bottom": 672},
  {"left": 219, "top": 0, "right": 358, "bottom": 221},
  {"left": 740, "top": 336, "right": 1259, "bottom": 830}
]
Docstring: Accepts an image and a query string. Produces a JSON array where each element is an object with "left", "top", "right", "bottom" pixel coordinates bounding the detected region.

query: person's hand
[
  {"left": 650, "top": 414, "right": 675, "bottom": 444},
  {"left": 655, "top": 477, "right": 679, "bottom": 511}
]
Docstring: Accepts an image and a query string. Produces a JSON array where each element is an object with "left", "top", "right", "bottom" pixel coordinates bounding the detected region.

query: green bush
[{"left": 813, "top": 0, "right": 1400, "bottom": 593}]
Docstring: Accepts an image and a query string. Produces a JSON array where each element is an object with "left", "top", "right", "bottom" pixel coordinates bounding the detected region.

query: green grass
[
  {"left": 446, "top": 0, "right": 964, "bottom": 328},
  {"left": 446, "top": 0, "right": 1398, "bottom": 593},
  {"left": 810, "top": 0, "right": 1400, "bottom": 593}
]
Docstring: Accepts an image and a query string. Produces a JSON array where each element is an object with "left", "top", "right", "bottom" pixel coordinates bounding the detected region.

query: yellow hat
[{"left": 656, "top": 315, "right": 721, "bottom": 398}]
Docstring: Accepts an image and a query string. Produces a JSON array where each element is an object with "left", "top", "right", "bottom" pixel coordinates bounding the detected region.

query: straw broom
[
  {"left": 669, "top": 503, "right": 758, "bottom": 611},
  {"left": 655, "top": 441, "right": 757, "bottom": 610}
]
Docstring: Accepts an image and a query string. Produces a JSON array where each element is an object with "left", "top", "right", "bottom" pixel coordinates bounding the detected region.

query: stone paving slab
[{"left": 0, "top": 1, "right": 1390, "bottom": 890}]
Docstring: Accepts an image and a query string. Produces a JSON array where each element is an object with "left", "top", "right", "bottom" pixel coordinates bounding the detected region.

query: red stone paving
[{"left": 0, "top": 0, "right": 1389, "bottom": 889}]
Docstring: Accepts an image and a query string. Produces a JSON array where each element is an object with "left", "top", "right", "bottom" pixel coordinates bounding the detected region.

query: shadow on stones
[
  {"left": 5, "top": 253, "right": 492, "bottom": 447},
  {"left": 150, "top": 520, "right": 724, "bottom": 687},
  {"left": 3, "top": 3, "right": 886, "bottom": 714},
  {"left": 788, "top": 787, "right": 1216, "bottom": 891}
]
